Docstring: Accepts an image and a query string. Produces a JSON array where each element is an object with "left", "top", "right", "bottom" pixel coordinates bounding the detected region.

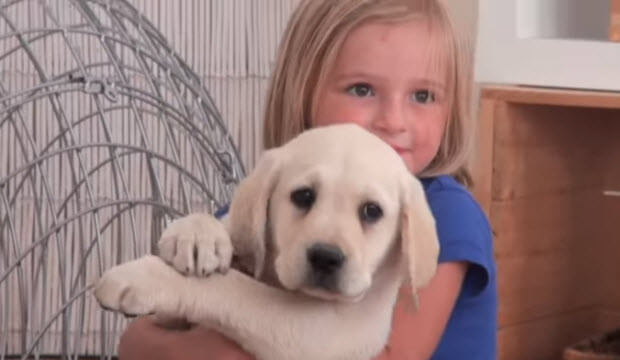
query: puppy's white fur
[{"left": 95, "top": 124, "right": 440, "bottom": 360}]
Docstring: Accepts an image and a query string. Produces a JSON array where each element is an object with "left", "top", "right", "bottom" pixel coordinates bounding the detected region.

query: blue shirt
[{"left": 422, "top": 175, "right": 497, "bottom": 360}]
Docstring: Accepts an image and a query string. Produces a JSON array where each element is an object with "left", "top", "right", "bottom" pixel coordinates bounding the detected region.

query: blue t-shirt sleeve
[
  {"left": 424, "top": 177, "right": 494, "bottom": 297},
  {"left": 214, "top": 204, "right": 230, "bottom": 219},
  {"left": 424, "top": 177, "right": 498, "bottom": 359}
]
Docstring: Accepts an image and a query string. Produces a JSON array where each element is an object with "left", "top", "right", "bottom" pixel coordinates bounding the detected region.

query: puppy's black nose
[{"left": 307, "top": 243, "right": 345, "bottom": 275}]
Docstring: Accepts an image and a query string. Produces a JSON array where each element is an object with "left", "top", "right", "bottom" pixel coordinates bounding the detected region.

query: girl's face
[{"left": 313, "top": 19, "right": 449, "bottom": 174}]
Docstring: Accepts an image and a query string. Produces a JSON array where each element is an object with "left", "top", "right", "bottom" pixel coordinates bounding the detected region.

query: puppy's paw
[
  {"left": 158, "top": 213, "right": 233, "bottom": 277},
  {"left": 95, "top": 255, "right": 182, "bottom": 317}
]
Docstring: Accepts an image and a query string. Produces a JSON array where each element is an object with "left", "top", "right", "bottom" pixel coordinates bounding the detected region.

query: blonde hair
[{"left": 263, "top": 0, "right": 474, "bottom": 186}]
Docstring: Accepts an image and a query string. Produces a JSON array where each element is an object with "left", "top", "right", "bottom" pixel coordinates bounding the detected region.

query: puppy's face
[
  {"left": 269, "top": 151, "right": 403, "bottom": 301},
  {"left": 228, "top": 124, "right": 439, "bottom": 304}
]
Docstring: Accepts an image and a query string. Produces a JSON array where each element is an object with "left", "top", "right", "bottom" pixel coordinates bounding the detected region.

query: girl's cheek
[
  {"left": 315, "top": 105, "right": 370, "bottom": 127},
  {"left": 314, "top": 116, "right": 356, "bottom": 127}
]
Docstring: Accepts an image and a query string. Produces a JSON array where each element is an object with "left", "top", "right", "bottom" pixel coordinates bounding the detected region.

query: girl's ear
[
  {"left": 400, "top": 177, "right": 440, "bottom": 309},
  {"left": 227, "top": 149, "right": 282, "bottom": 278}
]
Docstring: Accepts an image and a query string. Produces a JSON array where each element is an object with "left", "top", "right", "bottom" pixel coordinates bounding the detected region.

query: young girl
[{"left": 118, "top": 0, "right": 497, "bottom": 359}]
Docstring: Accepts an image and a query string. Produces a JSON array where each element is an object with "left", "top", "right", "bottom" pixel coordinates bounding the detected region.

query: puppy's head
[{"left": 228, "top": 124, "right": 439, "bottom": 304}]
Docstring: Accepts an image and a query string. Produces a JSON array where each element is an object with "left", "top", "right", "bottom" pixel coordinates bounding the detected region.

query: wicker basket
[{"left": 564, "top": 328, "right": 620, "bottom": 360}]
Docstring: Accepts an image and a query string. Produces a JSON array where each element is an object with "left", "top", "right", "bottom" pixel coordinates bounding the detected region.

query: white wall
[{"left": 517, "top": 0, "right": 610, "bottom": 40}]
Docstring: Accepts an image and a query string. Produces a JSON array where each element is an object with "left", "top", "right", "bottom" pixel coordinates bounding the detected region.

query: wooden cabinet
[
  {"left": 471, "top": 85, "right": 620, "bottom": 360},
  {"left": 612, "top": 0, "right": 620, "bottom": 41}
]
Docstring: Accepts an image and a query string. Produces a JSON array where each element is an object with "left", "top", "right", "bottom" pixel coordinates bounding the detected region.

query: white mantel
[{"left": 475, "top": 0, "right": 620, "bottom": 91}]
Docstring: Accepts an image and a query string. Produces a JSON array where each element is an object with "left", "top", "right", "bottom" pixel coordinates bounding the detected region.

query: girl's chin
[
  {"left": 402, "top": 154, "right": 434, "bottom": 175},
  {"left": 397, "top": 154, "right": 418, "bottom": 174}
]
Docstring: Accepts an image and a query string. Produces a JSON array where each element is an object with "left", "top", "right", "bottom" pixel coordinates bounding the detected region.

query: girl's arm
[
  {"left": 118, "top": 316, "right": 253, "bottom": 360},
  {"left": 118, "top": 262, "right": 466, "bottom": 360},
  {"left": 374, "top": 262, "right": 468, "bottom": 360}
]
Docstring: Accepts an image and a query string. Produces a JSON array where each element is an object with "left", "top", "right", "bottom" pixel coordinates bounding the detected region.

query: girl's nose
[{"left": 372, "top": 98, "right": 407, "bottom": 134}]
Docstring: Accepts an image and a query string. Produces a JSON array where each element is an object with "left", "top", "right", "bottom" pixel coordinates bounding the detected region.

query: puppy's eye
[
  {"left": 291, "top": 187, "right": 316, "bottom": 209},
  {"left": 359, "top": 202, "right": 383, "bottom": 223}
]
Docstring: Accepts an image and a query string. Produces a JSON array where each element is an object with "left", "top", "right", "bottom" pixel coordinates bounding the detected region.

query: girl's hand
[{"left": 119, "top": 316, "right": 253, "bottom": 360}]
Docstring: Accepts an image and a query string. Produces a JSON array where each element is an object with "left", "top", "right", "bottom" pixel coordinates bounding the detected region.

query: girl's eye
[
  {"left": 347, "top": 83, "right": 374, "bottom": 98},
  {"left": 412, "top": 90, "right": 435, "bottom": 104}
]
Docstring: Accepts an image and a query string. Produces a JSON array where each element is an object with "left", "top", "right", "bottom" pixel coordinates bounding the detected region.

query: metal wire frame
[{"left": 0, "top": 0, "right": 244, "bottom": 358}]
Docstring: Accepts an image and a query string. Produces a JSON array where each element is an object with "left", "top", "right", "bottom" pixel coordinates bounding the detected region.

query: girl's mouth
[{"left": 391, "top": 145, "right": 411, "bottom": 154}]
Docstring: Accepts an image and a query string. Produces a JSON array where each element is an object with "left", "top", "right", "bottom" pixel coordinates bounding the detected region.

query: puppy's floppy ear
[
  {"left": 227, "top": 149, "right": 282, "bottom": 278},
  {"left": 400, "top": 176, "right": 440, "bottom": 309}
]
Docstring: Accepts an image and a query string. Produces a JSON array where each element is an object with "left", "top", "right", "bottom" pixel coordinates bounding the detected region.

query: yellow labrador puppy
[{"left": 95, "top": 124, "right": 439, "bottom": 360}]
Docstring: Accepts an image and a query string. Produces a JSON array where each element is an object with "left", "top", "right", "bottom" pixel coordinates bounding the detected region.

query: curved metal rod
[
  {"left": 1, "top": 11, "right": 101, "bottom": 354},
  {"left": 8, "top": 3, "right": 116, "bottom": 351},
  {"left": 86, "top": 0, "right": 243, "bottom": 181},
  {"left": 68, "top": 199, "right": 181, "bottom": 291},
  {"left": 0, "top": 198, "right": 185, "bottom": 285},
  {"left": 0, "top": 0, "right": 245, "bottom": 356},
  {"left": 19, "top": 284, "right": 94, "bottom": 359},
  {"left": 1, "top": 74, "right": 236, "bottom": 197},
  {"left": 54, "top": 149, "right": 217, "bottom": 223},
  {"left": 87, "top": 1, "right": 197, "bottom": 215},
  {"left": 2, "top": 34, "right": 243, "bottom": 181},
  {"left": 0, "top": 143, "right": 220, "bottom": 210},
  {"left": 0, "top": 94, "right": 228, "bottom": 222},
  {"left": 0, "top": 82, "right": 57, "bottom": 355}
]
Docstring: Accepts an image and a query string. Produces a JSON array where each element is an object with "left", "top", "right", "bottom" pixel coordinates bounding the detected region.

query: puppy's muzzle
[{"left": 307, "top": 243, "right": 346, "bottom": 288}]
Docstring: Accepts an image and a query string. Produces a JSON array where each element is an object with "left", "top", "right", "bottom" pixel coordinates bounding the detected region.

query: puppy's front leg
[
  {"left": 183, "top": 267, "right": 394, "bottom": 360},
  {"left": 95, "top": 255, "right": 392, "bottom": 360}
]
